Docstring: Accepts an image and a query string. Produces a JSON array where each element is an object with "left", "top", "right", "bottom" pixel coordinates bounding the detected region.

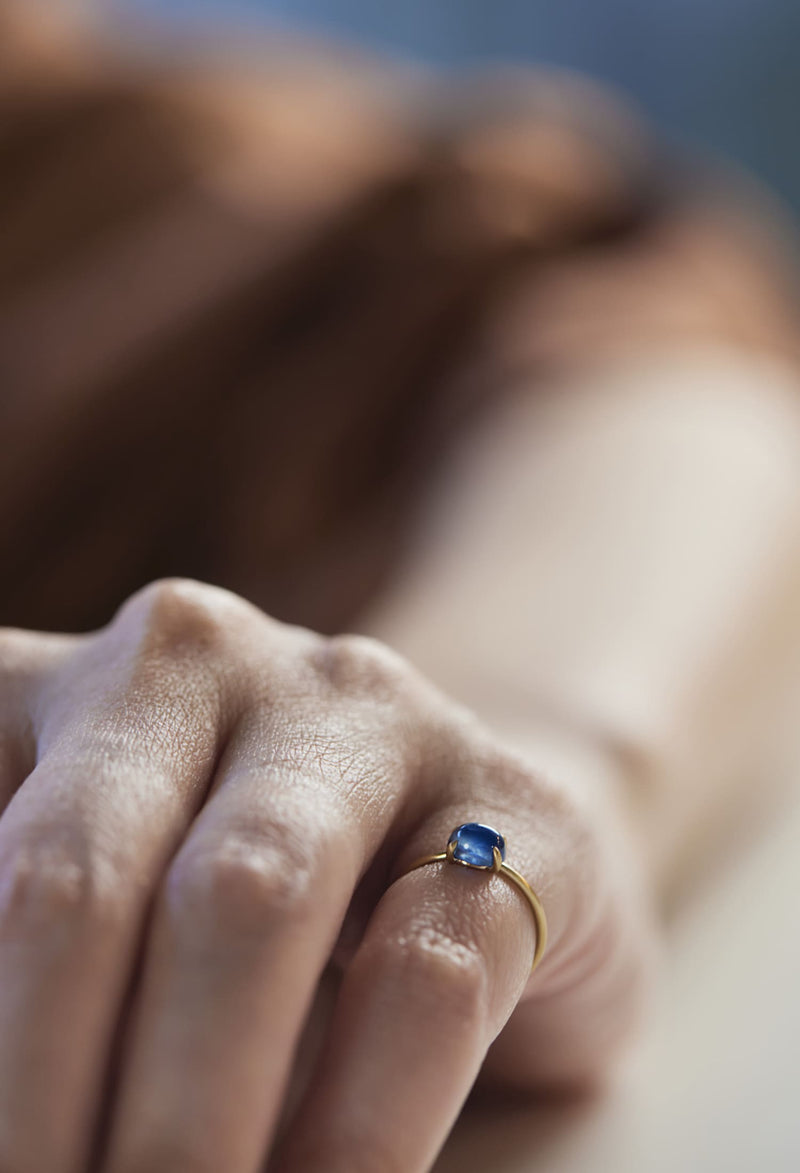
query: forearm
[{"left": 363, "top": 344, "right": 800, "bottom": 900}]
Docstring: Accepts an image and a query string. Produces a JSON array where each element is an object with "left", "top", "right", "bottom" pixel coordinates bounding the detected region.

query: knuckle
[
  {"left": 168, "top": 823, "right": 320, "bottom": 938},
  {"left": 475, "top": 741, "right": 605, "bottom": 884},
  {"left": 372, "top": 926, "right": 489, "bottom": 1027},
  {"left": 0, "top": 838, "right": 121, "bottom": 936},
  {"left": 121, "top": 578, "right": 258, "bottom": 662},
  {"left": 315, "top": 632, "right": 410, "bottom": 700},
  {"left": 132, "top": 578, "right": 232, "bottom": 647},
  {"left": 108, "top": 579, "right": 268, "bottom": 722}
]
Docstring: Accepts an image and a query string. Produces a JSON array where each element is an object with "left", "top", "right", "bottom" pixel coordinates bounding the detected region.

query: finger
[
  {"left": 101, "top": 760, "right": 359, "bottom": 1173},
  {"left": 0, "top": 627, "right": 69, "bottom": 812},
  {"left": 0, "top": 584, "right": 243, "bottom": 1173},
  {"left": 271, "top": 807, "right": 550, "bottom": 1173},
  {"left": 102, "top": 635, "right": 435, "bottom": 1173}
]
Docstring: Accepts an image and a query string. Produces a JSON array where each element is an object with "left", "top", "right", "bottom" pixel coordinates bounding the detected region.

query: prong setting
[
  {"left": 401, "top": 824, "right": 548, "bottom": 972},
  {"left": 446, "top": 823, "right": 506, "bottom": 869}
]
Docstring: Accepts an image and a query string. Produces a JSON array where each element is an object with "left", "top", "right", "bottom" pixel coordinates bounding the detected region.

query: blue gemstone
[{"left": 448, "top": 823, "right": 506, "bottom": 869}]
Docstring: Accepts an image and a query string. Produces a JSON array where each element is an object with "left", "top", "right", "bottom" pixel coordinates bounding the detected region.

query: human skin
[
  {"left": 3, "top": 338, "right": 800, "bottom": 1173},
  {"left": 3, "top": 16, "right": 800, "bottom": 1169},
  {"left": 0, "top": 577, "right": 652, "bottom": 1173}
]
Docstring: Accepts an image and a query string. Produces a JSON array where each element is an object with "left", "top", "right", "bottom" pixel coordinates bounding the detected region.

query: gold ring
[{"left": 403, "top": 823, "right": 548, "bottom": 973}]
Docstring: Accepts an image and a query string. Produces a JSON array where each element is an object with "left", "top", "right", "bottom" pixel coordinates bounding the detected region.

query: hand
[{"left": 0, "top": 579, "right": 653, "bottom": 1173}]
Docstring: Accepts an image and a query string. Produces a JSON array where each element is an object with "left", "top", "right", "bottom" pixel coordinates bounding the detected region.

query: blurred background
[{"left": 113, "top": 0, "right": 800, "bottom": 209}]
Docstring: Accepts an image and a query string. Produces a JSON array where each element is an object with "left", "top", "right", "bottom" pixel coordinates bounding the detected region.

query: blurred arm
[{"left": 363, "top": 342, "right": 800, "bottom": 899}]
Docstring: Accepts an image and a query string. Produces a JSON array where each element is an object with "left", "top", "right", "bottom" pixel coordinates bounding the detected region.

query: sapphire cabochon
[{"left": 448, "top": 823, "right": 506, "bottom": 869}]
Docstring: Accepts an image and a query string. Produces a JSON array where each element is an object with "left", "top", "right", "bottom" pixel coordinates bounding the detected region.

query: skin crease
[{"left": 0, "top": 577, "right": 653, "bottom": 1173}]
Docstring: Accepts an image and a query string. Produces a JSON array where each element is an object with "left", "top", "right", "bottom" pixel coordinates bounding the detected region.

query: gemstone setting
[{"left": 447, "top": 823, "right": 506, "bottom": 869}]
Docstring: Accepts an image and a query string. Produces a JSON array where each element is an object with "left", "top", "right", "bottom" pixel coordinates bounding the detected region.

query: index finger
[{"left": 0, "top": 583, "right": 244, "bottom": 1173}]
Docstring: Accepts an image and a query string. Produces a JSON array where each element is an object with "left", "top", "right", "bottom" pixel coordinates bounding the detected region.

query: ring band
[{"left": 403, "top": 823, "right": 548, "bottom": 973}]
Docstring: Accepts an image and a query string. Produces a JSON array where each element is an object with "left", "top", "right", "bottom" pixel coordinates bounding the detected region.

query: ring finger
[
  {"left": 271, "top": 801, "right": 559, "bottom": 1173},
  {"left": 0, "top": 625, "right": 233, "bottom": 1173}
]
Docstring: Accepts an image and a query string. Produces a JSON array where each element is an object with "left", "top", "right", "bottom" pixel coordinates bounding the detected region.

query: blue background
[{"left": 112, "top": 0, "right": 800, "bottom": 211}]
